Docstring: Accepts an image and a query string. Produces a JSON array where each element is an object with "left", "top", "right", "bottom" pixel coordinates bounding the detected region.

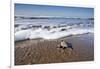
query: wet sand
[{"left": 15, "top": 33, "right": 94, "bottom": 65}]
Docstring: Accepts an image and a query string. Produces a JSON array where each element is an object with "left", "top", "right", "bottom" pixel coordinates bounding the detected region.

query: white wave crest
[{"left": 15, "top": 27, "right": 93, "bottom": 41}]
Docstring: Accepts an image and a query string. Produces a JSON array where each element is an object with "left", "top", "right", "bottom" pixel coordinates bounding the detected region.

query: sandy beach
[{"left": 15, "top": 33, "right": 94, "bottom": 65}]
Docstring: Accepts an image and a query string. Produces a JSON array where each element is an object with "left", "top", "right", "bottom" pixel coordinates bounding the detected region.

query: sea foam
[
  {"left": 15, "top": 17, "right": 94, "bottom": 41},
  {"left": 15, "top": 27, "right": 93, "bottom": 41}
]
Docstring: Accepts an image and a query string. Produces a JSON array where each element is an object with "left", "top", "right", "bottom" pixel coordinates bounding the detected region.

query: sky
[{"left": 15, "top": 3, "right": 94, "bottom": 18}]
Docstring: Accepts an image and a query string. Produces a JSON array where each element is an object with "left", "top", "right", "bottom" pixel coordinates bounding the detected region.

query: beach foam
[
  {"left": 15, "top": 17, "right": 94, "bottom": 41},
  {"left": 15, "top": 27, "right": 93, "bottom": 41}
]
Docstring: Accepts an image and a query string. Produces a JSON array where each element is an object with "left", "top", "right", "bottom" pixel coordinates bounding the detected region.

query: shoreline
[{"left": 15, "top": 33, "right": 94, "bottom": 65}]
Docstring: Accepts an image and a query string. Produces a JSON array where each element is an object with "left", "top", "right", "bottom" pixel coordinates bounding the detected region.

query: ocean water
[{"left": 15, "top": 17, "right": 94, "bottom": 41}]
